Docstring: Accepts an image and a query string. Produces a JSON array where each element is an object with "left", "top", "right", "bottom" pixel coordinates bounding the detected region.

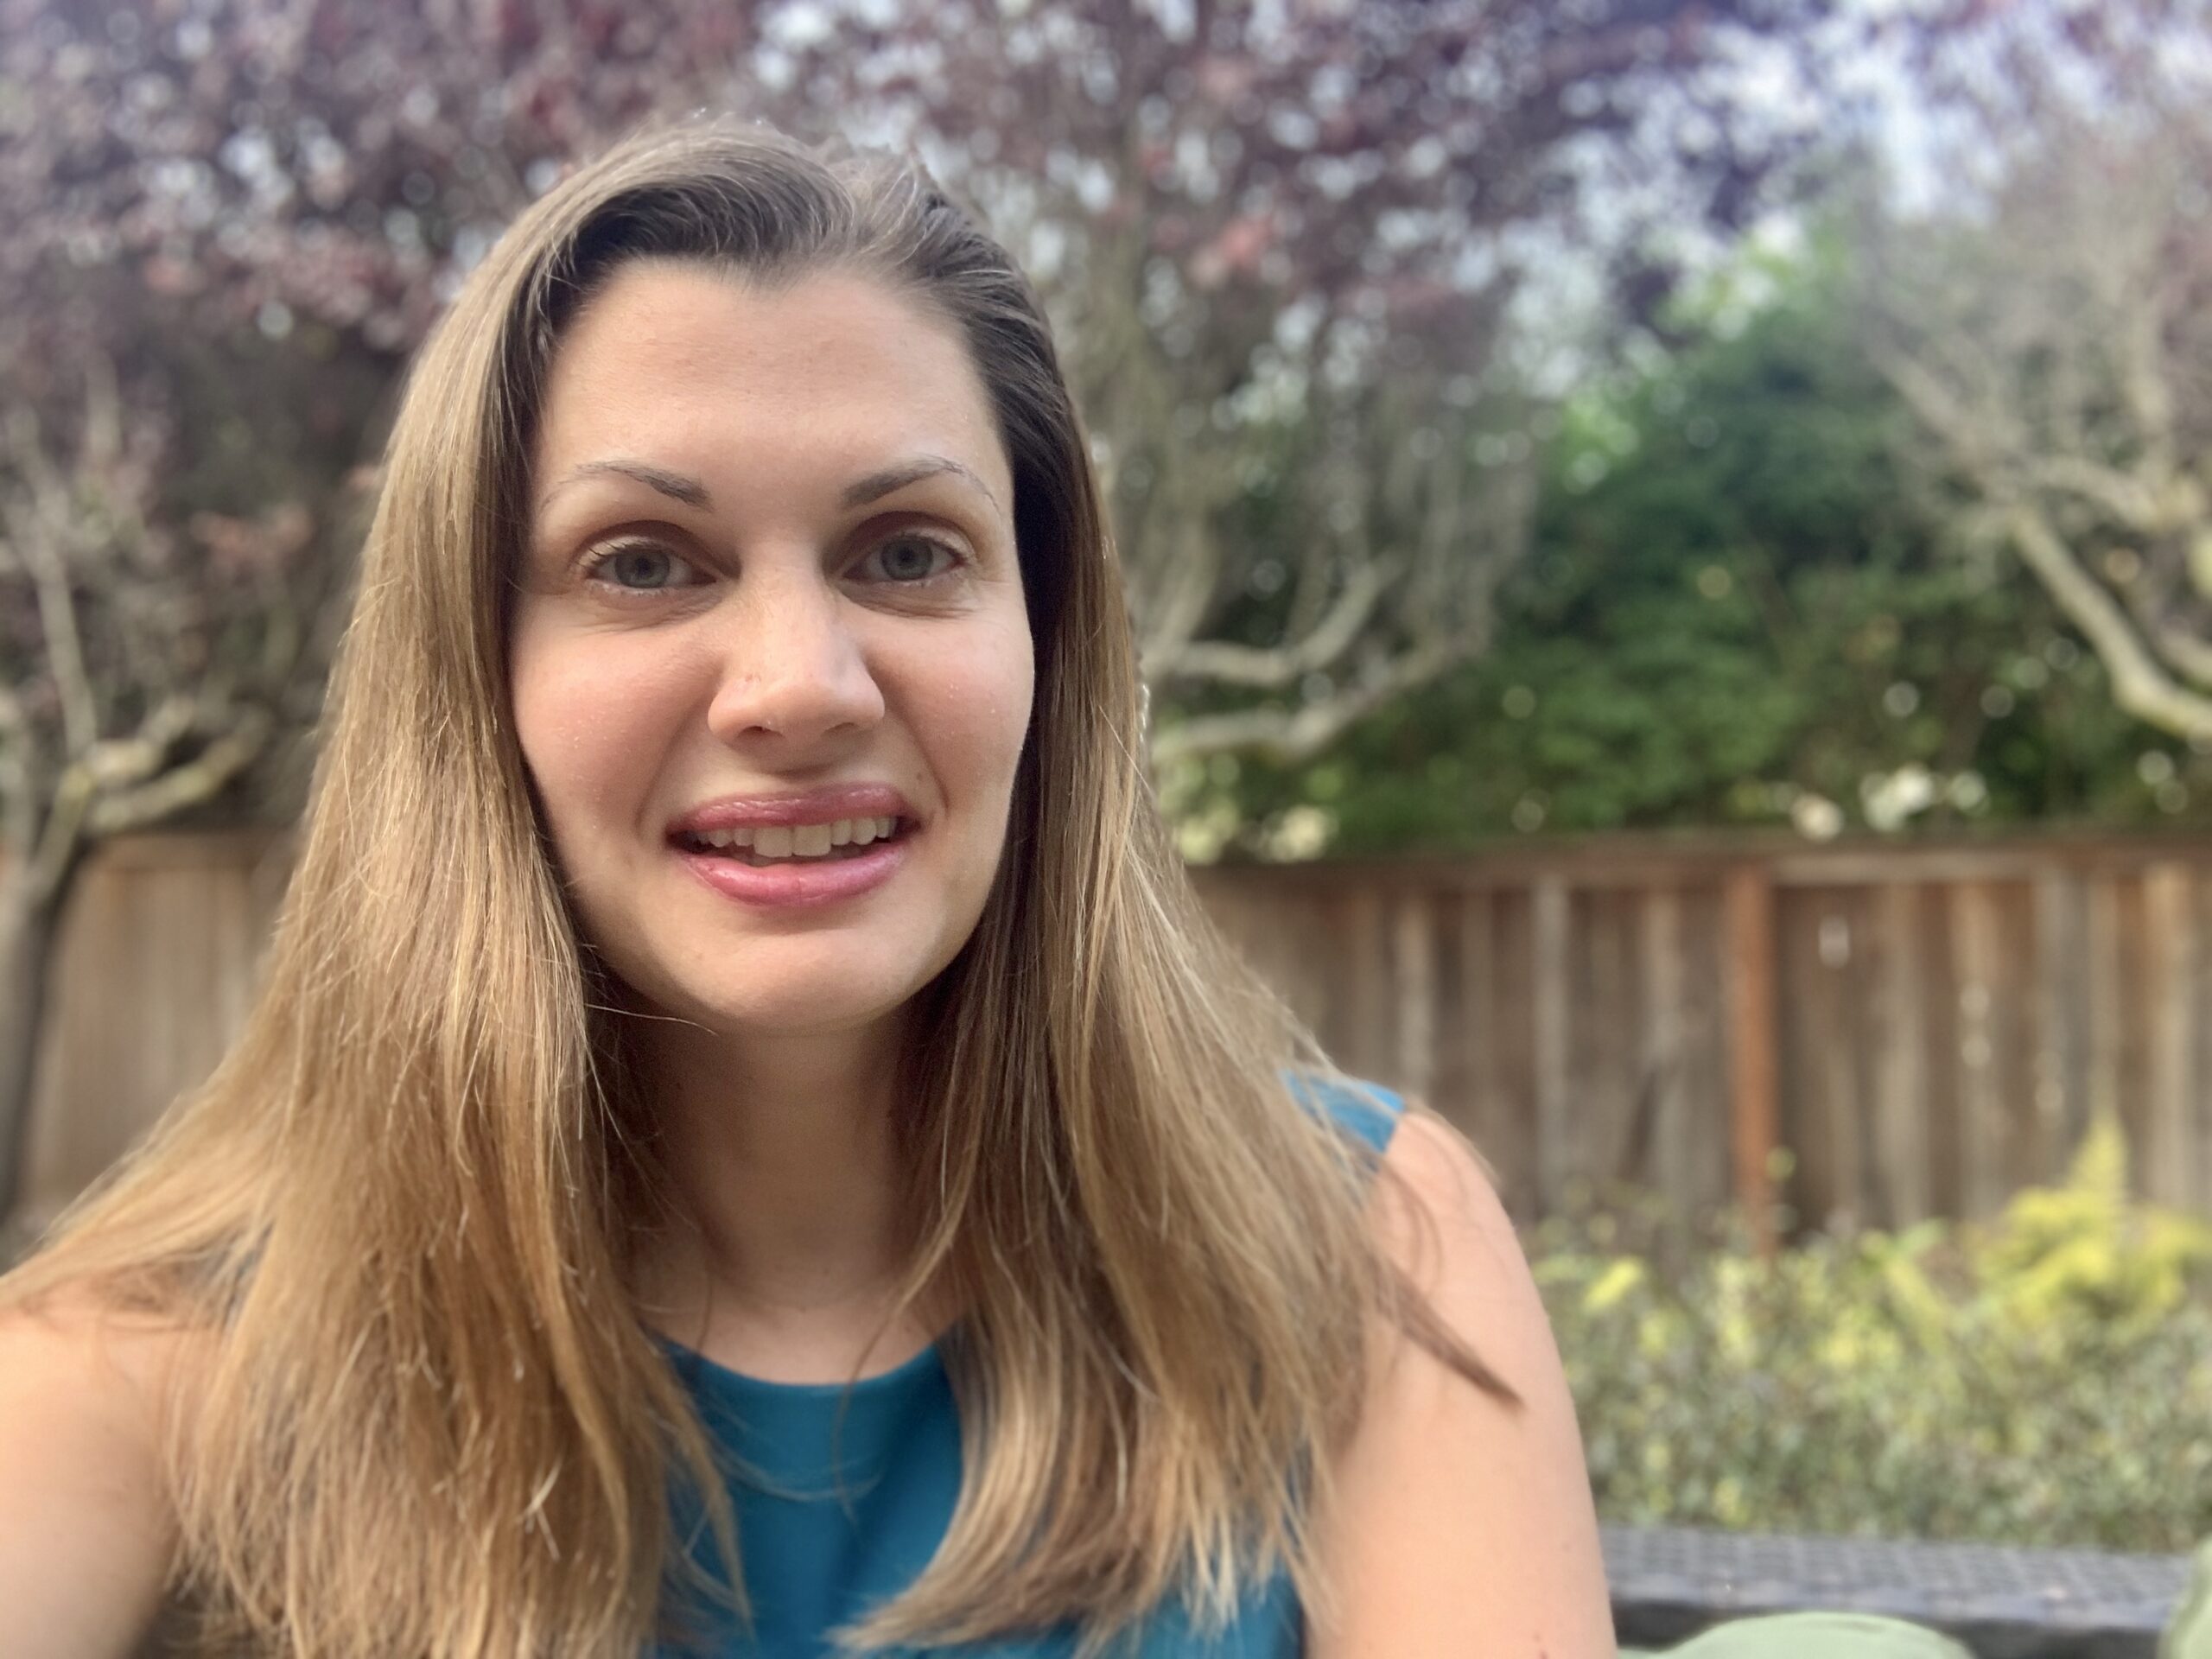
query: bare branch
[
  {"left": 0, "top": 690, "right": 37, "bottom": 863},
  {"left": 3, "top": 410, "right": 99, "bottom": 760},
  {"left": 1136, "top": 520, "right": 1227, "bottom": 672},
  {"left": 2147, "top": 621, "right": 2212, "bottom": 691},
  {"left": 2007, "top": 504, "right": 2212, "bottom": 742},
  {"left": 81, "top": 696, "right": 200, "bottom": 792},
  {"left": 86, "top": 709, "right": 274, "bottom": 837},
  {"left": 2027, "top": 456, "right": 2167, "bottom": 533},
  {"left": 2117, "top": 219, "right": 2179, "bottom": 460},
  {"left": 25, "top": 768, "right": 92, "bottom": 910},
  {"left": 1150, "top": 556, "right": 1399, "bottom": 691},
  {"left": 1149, "top": 632, "right": 1469, "bottom": 767},
  {"left": 1872, "top": 345, "right": 2003, "bottom": 482}
]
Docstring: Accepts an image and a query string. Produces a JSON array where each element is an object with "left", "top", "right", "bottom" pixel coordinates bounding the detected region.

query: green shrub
[{"left": 1537, "top": 1117, "right": 2212, "bottom": 1552}]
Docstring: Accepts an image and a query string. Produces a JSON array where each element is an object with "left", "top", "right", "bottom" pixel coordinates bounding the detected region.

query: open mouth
[{"left": 671, "top": 815, "right": 915, "bottom": 869}]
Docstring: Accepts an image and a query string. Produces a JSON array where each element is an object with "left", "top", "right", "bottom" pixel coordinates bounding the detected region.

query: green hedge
[{"left": 1535, "top": 1116, "right": 2212, "bottom": 1553}]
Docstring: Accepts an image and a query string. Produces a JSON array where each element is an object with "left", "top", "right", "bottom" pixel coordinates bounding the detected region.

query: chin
[
  {"left": 696, "top": 993, "right": 912, "bottom": 1042},
  {"left": 623, "top": 952, "right": 933, "bottom": 1043}
]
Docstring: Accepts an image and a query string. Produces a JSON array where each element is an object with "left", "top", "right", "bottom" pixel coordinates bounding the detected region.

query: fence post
[{"left": 1724, "top": 863, "right": 1781, "bottom": 1257}]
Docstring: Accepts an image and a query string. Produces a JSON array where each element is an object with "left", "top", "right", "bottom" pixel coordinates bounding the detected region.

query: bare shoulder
[
  {"left": 0, "top": 1291, "right": 201, "bottom": 1659},
  {"left": 1306, "top": 1103, "right": 1619, "bottom": 1658},
  {"left": 1370, "top": 1104, "right": 1523, "bottom": 1294},
  {"left": 0, "top": 1287, "right": 206, "bottom": 1433}
]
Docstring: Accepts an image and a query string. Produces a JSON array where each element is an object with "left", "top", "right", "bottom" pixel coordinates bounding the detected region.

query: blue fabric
[{"left": 653, "top": 1075, "right": 1403, "bottom": 1658}]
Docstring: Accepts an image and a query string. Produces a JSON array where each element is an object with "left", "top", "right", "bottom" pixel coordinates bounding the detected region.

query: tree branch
[
  {"left": 2028, "top": 455, "right": 2165, "bottom": 533},
  {"left": 26, "top": 767, "right": 93, "bottom": 910},
  {"left": 0, "top": 689, "right": 38, "bottom": 865},
  {"left": 1148, "top": 555, "right": 1399, "bottom": 691},
  {"left": 81, "top": 696, "right": 199, "bottom": 792},
  {"left": 3, "top": 410, "right": 99, "bottom": 760},
  {"left": 1872, "top": 344, "right": 2005, "bottom": 481},
  {"left": 86, "top": 708, "right": 273, "bottom": 837},
  {"left": 1137, "top": 518, "right": 1226, "bottom": 671},
  {"left": 2007, "top": 502, "right": 2212, "bottom": 741},
  {"left": 2148, "top": 620, "right": 2212, "bottom": 691},
  {"left": 2117, "top": 230, "right": 2178, "bottom": 461},
  {"left": 1149, "top": 632, "right": 1468, "bottom": 766}
]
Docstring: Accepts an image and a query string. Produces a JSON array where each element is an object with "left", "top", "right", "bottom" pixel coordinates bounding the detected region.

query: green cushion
[
  {"left": 1622, "top": 1612, "right": 1974, "bottom": 1658},
  {"left": 1620, "top": 1535, "right": 2212, "bottom": 1659},
  {"left": 2164, "top": 1538, "right": 2212, "bottom": 1659}
]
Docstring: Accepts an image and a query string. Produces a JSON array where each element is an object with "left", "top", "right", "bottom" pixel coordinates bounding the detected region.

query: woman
[{"left": 0, "top": 121, "right": 1611, "bottom": 1657}]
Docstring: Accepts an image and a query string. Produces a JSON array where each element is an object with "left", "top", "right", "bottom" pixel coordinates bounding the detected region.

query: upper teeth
[{"left": 690, "top": 816, "right": 898, "bottom": 857}]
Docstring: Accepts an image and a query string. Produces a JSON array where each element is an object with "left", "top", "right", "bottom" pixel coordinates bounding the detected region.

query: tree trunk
[{"left": 0, "top": 868, "right": 67, "bottom": 1240}]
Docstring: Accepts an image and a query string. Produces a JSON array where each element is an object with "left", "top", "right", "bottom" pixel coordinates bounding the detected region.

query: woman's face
[{"left": 510, "top": 262, "right": 1034, "bottom": 1040}]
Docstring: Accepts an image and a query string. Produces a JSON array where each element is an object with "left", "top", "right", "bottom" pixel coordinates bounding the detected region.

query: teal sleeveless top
[{"left": 652, "top": 1077, "right": 1404, "bottom": 1658}]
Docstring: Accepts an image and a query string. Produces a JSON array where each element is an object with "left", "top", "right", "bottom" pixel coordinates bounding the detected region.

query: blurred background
[{"left": 1, "top": 0, "right": 2208, "bottom": 1605}]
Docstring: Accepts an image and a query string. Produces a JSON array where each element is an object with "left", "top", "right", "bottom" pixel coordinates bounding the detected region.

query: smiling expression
[{"left": 509, "top": 262, "right": 1036, "bottom": 1039}]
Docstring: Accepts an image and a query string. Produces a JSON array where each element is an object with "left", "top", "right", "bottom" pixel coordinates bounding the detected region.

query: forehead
[{"left": 529, "top": 262, "right": 1013, "bottom": 506}]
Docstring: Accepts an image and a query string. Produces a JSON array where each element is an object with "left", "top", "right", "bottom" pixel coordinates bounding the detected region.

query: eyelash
[{"left": 577, "top": 531, "right": 970, "bottom": 597}]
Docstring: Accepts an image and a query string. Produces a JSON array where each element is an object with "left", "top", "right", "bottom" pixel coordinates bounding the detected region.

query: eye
[
  {"left": 855, "top": 532, "right": 966, "bottom": 587},
  {"left": 582, "top": 539, "right": 704, "bottom": 593}
]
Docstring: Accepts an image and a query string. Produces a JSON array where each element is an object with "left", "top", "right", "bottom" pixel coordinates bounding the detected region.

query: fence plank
[
  {"left": 1583, "top": 889, "right": 1637, "bottom": 1192},
  {"left": 1640, "top": 888, "right": 1693, "bottom": 1219},
  {"left": 1680, "top": 887, "right": 1732, "bottom": 1219},
  {"left": 1723, "top": 865, "right": 1781, "bottom": 1254},
  {"left": 2143, "top": 863, "right": 2196, "bottom": 1211},
  {"left": 1492, "top": 887, "right": 1539, "bottom": 1214},
  {"left": 1531, "top": 874, "right": 1573, "bottom": 1212},
  {"left": 1391, "top": 892, "right": 1435, "bottom": 1104},
  {"left": 1870, "top": 882, "right": 1930, "bottom": 1226},
  {"left": 2031, "top": 870, "right": 2085, "bottom": 1186},
  {"left": 1951, "top": 881, "right": 2005, "bottom": 1221},
  {"left": 2083, "top": 871, "right": 2126, "bottom": 1162}
]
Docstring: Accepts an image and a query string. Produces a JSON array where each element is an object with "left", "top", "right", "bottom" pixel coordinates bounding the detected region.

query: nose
[{"left": 702, "top": 565, "right": 885, "bottom": 753}]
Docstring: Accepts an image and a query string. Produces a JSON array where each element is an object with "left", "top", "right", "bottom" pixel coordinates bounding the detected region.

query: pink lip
[
  {"left": 668, "top": 782, "right": 917, "bottom": 837},
  {"left": 674, "top": 832, "right": 913, "bottom": 910}
]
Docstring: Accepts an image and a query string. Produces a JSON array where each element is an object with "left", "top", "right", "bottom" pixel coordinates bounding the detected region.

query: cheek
[
  {"left": 909, "top": 624, "right": 1035, "bottom": 808},
  {"left": 509, "top": 629, "right": 691, "bottom": 840}
]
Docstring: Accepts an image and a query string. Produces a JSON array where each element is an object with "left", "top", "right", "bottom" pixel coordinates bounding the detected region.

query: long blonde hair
[{"left": 2, "top": 118, "right": 1514, "bottom": 1657}]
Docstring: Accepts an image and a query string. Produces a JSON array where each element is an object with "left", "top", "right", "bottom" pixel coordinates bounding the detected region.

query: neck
[{"left": 634, "top": 1009, "right": 925, "bottom": 1342}]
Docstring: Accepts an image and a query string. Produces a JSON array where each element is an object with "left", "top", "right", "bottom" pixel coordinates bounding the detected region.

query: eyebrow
[
  {"left": 536, "top": 453, "right": 1001, "bottom": 515},
  {"left": 538, "top": 459, "right": 710, "bottom": 512},
  {"left": 843, "top": 455, "right": 1001, "bottom": 512}
]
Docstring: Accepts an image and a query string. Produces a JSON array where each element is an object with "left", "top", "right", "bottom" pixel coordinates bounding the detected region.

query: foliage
[
  {"left": 1535, "top": 1119, "right": 2212, "bottom": 1553},
  {"left": 1975, "top": 1116, "right": 2212, "bottom": 1340},
  {"left": 1169, "top": 232, "right": 2212, "bottom": 860}
]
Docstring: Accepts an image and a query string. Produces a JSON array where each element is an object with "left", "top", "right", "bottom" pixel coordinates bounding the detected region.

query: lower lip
[{"left": 672, "top": 831, "right": 914, "bottom": 910}]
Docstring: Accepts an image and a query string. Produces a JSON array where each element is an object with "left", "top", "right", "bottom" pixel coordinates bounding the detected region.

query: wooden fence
[
  {"left": 1194, "top": 833, "right": 2212, "bottom": 1236},
  {"left": 19, "top": 833, "right": 291, "bottom": 1227},
  {"left": 18, "top": 830, "right": 2212, "bottom": 1236}
]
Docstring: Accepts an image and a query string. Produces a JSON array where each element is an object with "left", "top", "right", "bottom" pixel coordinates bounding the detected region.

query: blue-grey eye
[
  {"left": 872, "top": 536, "right": 957, "bottom": 582},
  {"left": 601, "top": 543, "right": 682, "bottom": 588}
]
